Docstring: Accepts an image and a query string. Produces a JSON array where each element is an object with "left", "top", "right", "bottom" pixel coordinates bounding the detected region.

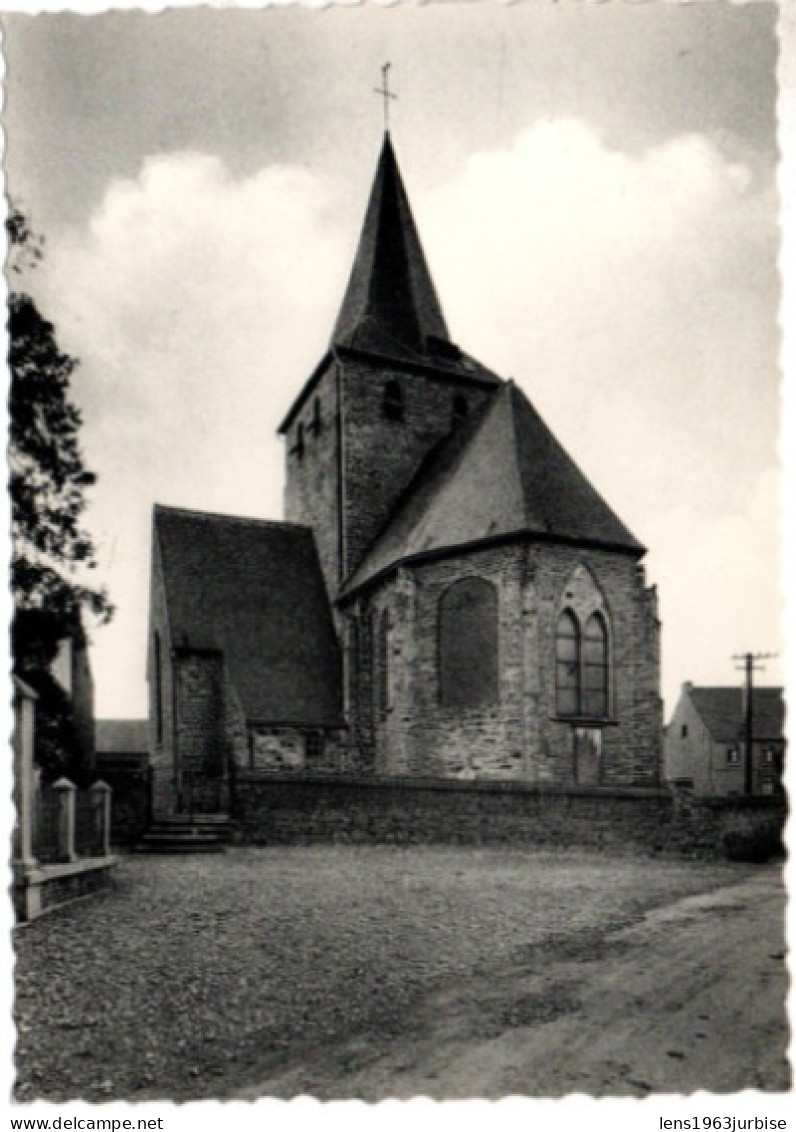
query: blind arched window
[
  {"left": 438, "top": 577, "right": 499, "bottom": 708},
  {"left": 376, "top": 609, "right": 390, "bottom": 718},
  {"left": 583, "top": 613, "right": 609, "bottom": 717},
  {"left": 555, "top": 610, "right": 580, "bottom": 717},
  {"left": 346, "top": 618, "right": 359, "bottom": 716}
]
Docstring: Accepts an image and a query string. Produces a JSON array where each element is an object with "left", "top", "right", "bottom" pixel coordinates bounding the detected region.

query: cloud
[
  {"left": 35, "top": 121, "right": 781, "bottom": 715},
  {"left": 424, "top": 118, "right": 779, "bottom": 525},
  {"left": 38, "top": 152, "right": 351, "bottom": 713}
]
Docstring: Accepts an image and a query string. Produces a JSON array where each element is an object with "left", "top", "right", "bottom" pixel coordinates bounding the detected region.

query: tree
[{"left": 8, "top": 207, "right": 113, "bottom": 777}]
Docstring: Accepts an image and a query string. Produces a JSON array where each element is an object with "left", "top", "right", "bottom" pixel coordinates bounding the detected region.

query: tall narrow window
[
  {"left": 555, "top": 610, "right": 580, "bottom": 717},
  {"left": 383, "top": 380, "right": 404, "bottom": 422},
  {"left": 377, "top": 609, "right": 390, "bottom": 718},
  {"left": 153, "top": 631, "right": 163, "bottom": 743},
  {"left": 438, "top": 577, "right": 499, "bottom": 708},
  {"left": 310, "top": 396, "right": 322, "bottom": 436},
  {"left": 583, "top": 613, "right": 609, "bottom": 717}
]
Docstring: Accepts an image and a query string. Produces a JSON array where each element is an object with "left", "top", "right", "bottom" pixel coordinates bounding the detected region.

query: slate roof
[
  {"left": 332, "top": 132, "right": 449, "bottom": 360},
  {"left": 279, "top": 135, "right": 503, "bottom": 436},
  {"left": 689, "top": 686, "right": 785, "bottom": 744},
  {"left": 154, "top": 506, "right": 343, "bottom": 727},
  {"left": 344, "top": 381, "right": 644, "bottom": 594},
  {"left": 96, "top": 719, "right": 148, "bottom": 755}
]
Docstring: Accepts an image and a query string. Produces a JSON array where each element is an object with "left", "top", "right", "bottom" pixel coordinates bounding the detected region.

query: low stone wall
[
  {"left": 228, "top": 774, "right": 783, "bottom": 860},
  {"left": 231, "top": 772, "right": 785, "bottom": 860},
  {"left": 13, "top": 858, "right": 118, "bottom": 923}
]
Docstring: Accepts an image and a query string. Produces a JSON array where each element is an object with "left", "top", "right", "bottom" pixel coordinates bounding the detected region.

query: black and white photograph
[{"left": 3, "top": 0, "right": 791, "bottom": 1113}]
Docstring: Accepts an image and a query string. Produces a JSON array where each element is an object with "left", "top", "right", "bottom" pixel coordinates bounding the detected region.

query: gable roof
[
  {"left": 154, "top": 506, "right": 343, "bottom": 727},
  {"left": 689, "top": 686, "right": 785, "bottom": 744},
  {"left": 344, "top": 381, "right": 644, "bottom": 594},
  {"left": 332, "top": 132, "right": 449, "bottom": 363},
  {"left": 96, "top": 719, "right": 148, "bottom": 754}
]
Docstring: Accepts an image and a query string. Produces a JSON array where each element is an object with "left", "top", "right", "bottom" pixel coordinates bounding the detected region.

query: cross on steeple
[{"left": 374, "top": 62, "right": 398, "bottom": 131}]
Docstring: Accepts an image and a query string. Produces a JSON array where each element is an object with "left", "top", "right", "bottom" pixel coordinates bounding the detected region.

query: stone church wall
[
  {"left": 346, "top": 539, "right": 661, "bottom": 787},
  {"left": 283, "top": 359, "right": 342, "bottom": 603},
  {"left": 339, "top": 358, "right": 495, "bottom": 580},
  {"left": 147, "top": 535, "right": 176, "bottom": 793},
  {"left": 283, "top": 354, "right": 497, "bottom": 603}
]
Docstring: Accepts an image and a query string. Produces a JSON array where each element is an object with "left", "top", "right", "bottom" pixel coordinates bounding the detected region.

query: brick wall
[{"left": 230, "top": 773, "right": 784, "bottom": 859}]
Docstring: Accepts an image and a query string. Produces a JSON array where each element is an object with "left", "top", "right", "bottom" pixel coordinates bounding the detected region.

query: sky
[{"left": 2, "top": 1, "right": 787, "bottom": 720}]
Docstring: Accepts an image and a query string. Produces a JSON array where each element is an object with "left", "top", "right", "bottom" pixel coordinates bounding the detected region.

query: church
[{"left": 147, "top": 132, "right": 663, "bottom": 817}]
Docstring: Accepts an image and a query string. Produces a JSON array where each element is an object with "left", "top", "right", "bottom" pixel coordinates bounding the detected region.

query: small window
[
  {"left": 383, "top": 380, "right": 404, "bottom": 422},
  {"left": 763, "top": 748, "right": 775, "bottom": 765},
  {"left": 681, "top": 724, "right": 688, "bottom": 739},
  {"left": 309, "top": 397, "right": 322, "bottom": 436},
  {"left": 291, "top": 423, "right": 305, "bottom": 460},
  {"left": 761, "top": 777, "right": 775, "bottom": 796},
  {"left": 726, "top": 748, "right": 740, "bottom": 765},
  {"left": 452, "top": 395, "right": 469, "bottom": 425}
]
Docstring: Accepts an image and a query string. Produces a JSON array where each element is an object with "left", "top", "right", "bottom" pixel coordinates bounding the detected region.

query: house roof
[
  {"left": 96, "top": 719, "right": 148, "bottom": 754},
  {"left": 689, "top": 686, "right": 785, "bottom": 744},
  {"left": 154, "top": 506, "right": 343, "bottom": 727},
  {"left": 344, "top": 381, "right": 644, "bottom": 594}
]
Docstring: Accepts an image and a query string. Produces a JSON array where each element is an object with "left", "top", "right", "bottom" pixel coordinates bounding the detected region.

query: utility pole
[{"left": 732, "top": 652, "right": 776, "bottom": 796}]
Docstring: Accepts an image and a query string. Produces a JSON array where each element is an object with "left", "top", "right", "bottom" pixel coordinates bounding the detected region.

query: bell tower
[{"left": 279, "top": 133, "right": 502, "bottom": 605}]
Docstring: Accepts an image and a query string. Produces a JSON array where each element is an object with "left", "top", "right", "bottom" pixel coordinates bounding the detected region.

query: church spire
[{"left": 331, "top": 133, "right": 450, "bottom": 360}]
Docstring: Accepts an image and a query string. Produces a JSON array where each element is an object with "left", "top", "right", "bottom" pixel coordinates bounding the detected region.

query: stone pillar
[
  {"left": 90, "top": 780, "right": 113, "bottom": 857},
  {"left": 53, "top": 777, "right": 78, "bottom": 863},
  {"left": 12, "top": 677, "right": 38, "bottom": 873}
]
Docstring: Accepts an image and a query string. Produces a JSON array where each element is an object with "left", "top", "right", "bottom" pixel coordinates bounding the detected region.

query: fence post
[
  {"left": 90, "top": 780, "right": 113, "bottom": 857},
  {"left": 53, "top": 777, "right": 78, "bottom": 863},
  {"left": 12, "top": 678, "right": 39, "bottom": 873}
]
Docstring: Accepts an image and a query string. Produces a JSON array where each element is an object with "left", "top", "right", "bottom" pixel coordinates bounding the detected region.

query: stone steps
[{"left": 137, "top": 815, "right": 233, "bottom": 854}]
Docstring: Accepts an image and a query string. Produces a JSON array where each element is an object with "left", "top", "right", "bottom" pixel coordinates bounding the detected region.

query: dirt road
[{"left": 239, "top": 867, "right": 789, "bottom": 1099}]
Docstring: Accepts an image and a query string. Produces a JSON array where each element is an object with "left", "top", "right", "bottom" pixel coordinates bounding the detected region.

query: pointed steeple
[{"left": 332, "top": 133, "right": 450, "bottom": 360}]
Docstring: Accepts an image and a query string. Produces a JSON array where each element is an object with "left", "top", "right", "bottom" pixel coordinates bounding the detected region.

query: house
[
  {"left": 147, "top": 132, "right": 663, "bottom": 816},
  {"left": 665, "top": 683, "right": 785, "bottom": 796},
  {"left": 95, "top": 719, "right": 149, "bottom": 775}
]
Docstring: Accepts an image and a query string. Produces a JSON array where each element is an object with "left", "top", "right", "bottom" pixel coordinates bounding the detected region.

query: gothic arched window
[
  {"left": 555, "top": 610, "right": 580, "bottom": 717},
  {"left": 583, "top": 613, "right": 609, "bottom": 717},
  {"left": 383, "top": 380, "right": 405, "bottom": 422},
  {"left": 438, "top": 577, "right": 499, "bottom": 708}
]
